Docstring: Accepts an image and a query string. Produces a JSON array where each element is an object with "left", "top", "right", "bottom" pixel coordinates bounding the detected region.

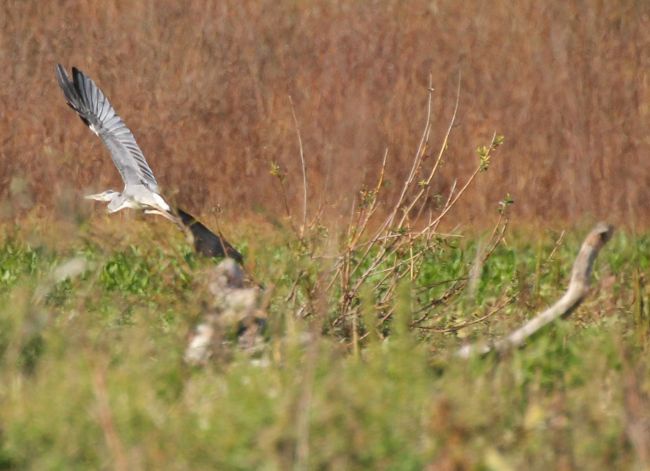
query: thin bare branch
[
  {"left": 289, "top": 95, "right": 308, "bottom": 238},
  {"left": 416, "top": 295, "right": 514, "bottom": 333},
  {"left": 397, "top": 71, "right": 462, "bottom": 228}
]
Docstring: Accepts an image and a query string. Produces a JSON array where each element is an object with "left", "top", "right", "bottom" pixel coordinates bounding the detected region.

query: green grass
[{"left": 0, "top": 220, "right": 648, "bottom": 469}]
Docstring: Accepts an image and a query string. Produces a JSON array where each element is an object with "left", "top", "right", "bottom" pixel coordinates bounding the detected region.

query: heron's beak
[{"left": 85, "top": 192, "right": 115, "bottom": 202}]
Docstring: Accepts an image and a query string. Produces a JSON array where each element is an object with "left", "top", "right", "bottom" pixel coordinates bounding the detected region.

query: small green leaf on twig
[
  {"left": 270, "top": 161, "right": 285, "bottom": 181},
  {"left": 477, "top": 144, "right": 491, "bottom": 171},
  {"left": 478, "top": 134, "right": 505, "bottom": 172},
  {"left": 359, "top": 187, "right": 377, "bottom": 209},
  {"left": 498, "top": 193, "right": 514, "bottom": 214}
]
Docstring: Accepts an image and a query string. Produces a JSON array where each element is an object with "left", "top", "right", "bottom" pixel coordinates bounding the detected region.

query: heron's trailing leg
[{"left": 144, "top": 209, "right": 183, "bottom": 225}]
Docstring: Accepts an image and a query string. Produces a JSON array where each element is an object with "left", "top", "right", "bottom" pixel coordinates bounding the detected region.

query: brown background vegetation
[{"left": 1, "top": 0, "right": 649, "bottom": 226}]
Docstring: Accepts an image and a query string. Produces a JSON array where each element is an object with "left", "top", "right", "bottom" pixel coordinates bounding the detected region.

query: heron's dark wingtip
[
  {"left": 177, "top": 208, "right": 243, "bottom": 263},
  {"left": 71, "top": 67, "right": 85, "bottom": 90},
  {"left": 176, "top": 208, "right": 195, "bottom": 226},
  {"left": 55, "top": 65, "right": 93, "bottom": 128},
  {"left": 55, "top": 64, "right": 70, "bottom": 88},
  {"left": 225, "top": 248, "right": 244, "bottom": 265}
]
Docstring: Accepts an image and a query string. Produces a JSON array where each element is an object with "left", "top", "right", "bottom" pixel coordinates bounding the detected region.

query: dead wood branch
[{"left": 457, "top": 222, "right": 614, "bottom": 359}]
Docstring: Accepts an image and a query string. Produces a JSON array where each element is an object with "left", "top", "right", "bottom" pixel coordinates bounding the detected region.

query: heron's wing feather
[
  {"left": 55, "top": 64, "right": 159, "bottom": 190},
  {"left": 177, "top": 208, "right": 244, "bottom": 263}
]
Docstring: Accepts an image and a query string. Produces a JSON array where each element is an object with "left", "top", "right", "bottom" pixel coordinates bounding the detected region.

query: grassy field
[
  {"left": 2, "top": 1, "right": 649, "bottom": 468},
  {"left": 0, "top": 216, "right": 648, "bottom": 470}
]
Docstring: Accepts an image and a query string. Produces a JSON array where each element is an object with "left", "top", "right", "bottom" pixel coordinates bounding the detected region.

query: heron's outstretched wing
[
  {"left": 55, "top": 64, "right": 159, "bottom": 191},
  {"left": 177, "top": 208, "right": 244, "bottom": 263}
]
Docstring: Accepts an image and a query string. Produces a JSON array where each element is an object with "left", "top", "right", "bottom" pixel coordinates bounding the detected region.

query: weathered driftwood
[
  {"left": 457, "top": 222, "right": 614, "bottom": 359},
  {"left": 184, "top": 259, "right": 265, "bottom": 365}
]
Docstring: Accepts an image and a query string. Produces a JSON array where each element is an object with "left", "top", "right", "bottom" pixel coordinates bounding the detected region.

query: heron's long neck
[{"left": 107, "top": 193, "right": 129, "bottom": 212}]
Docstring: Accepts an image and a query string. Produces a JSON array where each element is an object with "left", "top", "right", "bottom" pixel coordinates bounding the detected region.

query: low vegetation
[{"left": 0, "top": 215, "right": 648, "bottom": 469}]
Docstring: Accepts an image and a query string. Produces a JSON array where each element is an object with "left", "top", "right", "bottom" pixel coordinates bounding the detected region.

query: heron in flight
[
  {"left": 55, "top": 64, "right": 177, "bottom": 222},
  {"left": 56, "top": 64, "right": 243, "bottom": 262}
]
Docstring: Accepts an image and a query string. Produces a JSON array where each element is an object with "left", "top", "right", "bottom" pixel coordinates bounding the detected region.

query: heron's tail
[{"left": 176, "top": 208, "right": 243, "bottom": 263}]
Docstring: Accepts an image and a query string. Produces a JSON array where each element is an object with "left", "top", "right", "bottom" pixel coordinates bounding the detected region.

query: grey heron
[
  {"left": 56, "top": 64, "right": 243, "bottom": 263},
  {"left": 55, "top": 64, "right": 176, "bottom": 222}
]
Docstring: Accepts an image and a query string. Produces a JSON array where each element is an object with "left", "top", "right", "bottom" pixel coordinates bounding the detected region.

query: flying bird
[
  {"left": 56, "top": 64, "right": 243, "bottom": 262},
  {"left": 55, "top": 64, "right": 177, "bottom": 222}
]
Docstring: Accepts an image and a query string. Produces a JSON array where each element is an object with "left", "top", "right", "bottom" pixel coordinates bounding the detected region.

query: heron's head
[{"left": 84, "top": 190, "right": 120, "bottom": 202}]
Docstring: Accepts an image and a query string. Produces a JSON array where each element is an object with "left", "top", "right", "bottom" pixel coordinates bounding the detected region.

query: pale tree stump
[{"left": 185, "top": 259, "right": 266, "bottom": 365}]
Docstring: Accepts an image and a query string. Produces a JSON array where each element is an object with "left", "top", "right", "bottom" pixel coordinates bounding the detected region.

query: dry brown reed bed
[{"left": 1, "top": 0, "right": 648, "bottom": 226}]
